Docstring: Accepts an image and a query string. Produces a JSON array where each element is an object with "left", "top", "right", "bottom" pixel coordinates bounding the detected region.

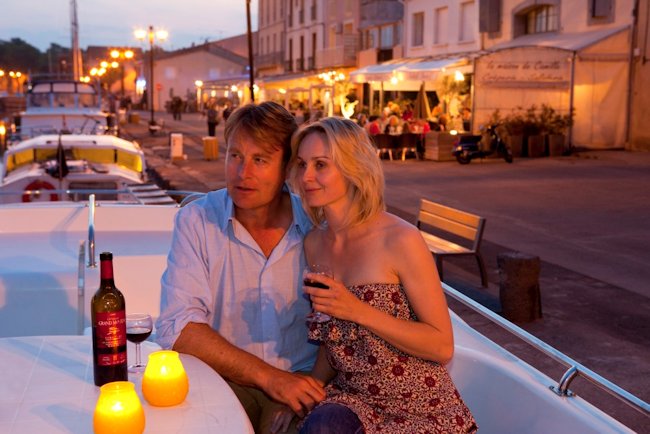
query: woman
[{"left": 275, "top": 117, "right": 476, "bottom": 433}]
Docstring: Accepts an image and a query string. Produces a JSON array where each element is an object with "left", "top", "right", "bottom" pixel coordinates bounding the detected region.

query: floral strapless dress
[{"left": 307, "top": 283, "right": 477, "bottom": 434}]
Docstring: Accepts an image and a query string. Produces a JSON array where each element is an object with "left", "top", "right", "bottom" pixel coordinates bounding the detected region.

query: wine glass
[
  {"left": 126, "top": 313, "right": 153, "bottom": 373},
  {"left": 304, "top": 264, "right": 333, "bottom": 323}
]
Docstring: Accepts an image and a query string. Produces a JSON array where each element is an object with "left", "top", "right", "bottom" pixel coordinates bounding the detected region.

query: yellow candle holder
[
  {"left": 93, "top": 381, "right": 145, "bottom": 434},
  {"left": 142, "top": 350, "right": 189, "bottom": 407}
]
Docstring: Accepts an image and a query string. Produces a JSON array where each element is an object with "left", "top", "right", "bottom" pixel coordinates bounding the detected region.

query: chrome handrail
[
  {"left": 77, "top": 240, "right": 86, "bottom": 334},
  {"left": 443, "top": 282, "right": 650, "bottom": 416},
  {"left": 87, "top": 194, "right": 96, "bottom": 268}
]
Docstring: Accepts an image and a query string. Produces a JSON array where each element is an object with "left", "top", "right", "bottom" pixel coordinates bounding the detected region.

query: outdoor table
[{"left": 0, "top": 335, "right": 254, "bottom": 433}]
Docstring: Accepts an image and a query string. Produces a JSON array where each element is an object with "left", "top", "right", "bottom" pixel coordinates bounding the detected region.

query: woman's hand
[{"left": 303, "top": 272, "right": 367, "bottom": 323}]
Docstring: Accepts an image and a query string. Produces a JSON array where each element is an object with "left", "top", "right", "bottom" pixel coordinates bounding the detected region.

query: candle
[
  {"left": 142, "top": 350, "right": 189, "bottom": 407},
  {"left": 93, "top": 381, "right": 145, "bottom": 434}
]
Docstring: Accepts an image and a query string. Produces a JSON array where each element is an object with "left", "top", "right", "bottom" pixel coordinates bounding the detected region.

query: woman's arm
[{"left": 304, "top": 225, "right": 454, "bottom": 364}]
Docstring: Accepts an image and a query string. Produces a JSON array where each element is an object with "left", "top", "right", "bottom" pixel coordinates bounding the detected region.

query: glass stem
[{"left": 135, "top": 343, "right": 142, "bottom": 366}]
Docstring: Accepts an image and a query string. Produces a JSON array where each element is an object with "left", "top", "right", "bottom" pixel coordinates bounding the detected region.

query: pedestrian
[
  {"left": 270, "top": 117, "right": 476, "bottom": 434},
  {"left": 171, "top": 96, "right": 183, "bottom": 121},
  {"left": 206, "top": 104, "right": 219, "bottom": 136},
  {"left": 155, "top": 101, "right": 325, "bottom": 434}
]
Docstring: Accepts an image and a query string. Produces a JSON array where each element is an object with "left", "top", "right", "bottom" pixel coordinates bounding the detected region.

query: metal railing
[
  {"left": 443, "top": 282, "right": 650, "bottom": 416},
  {"left": 87, "top": 194, "right": 96, "bottom": 268}
]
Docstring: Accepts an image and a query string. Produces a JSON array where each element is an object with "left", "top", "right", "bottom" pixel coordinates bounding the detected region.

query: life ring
[{"left": 22, "top": 180, "right": 60, "bottom": 202}]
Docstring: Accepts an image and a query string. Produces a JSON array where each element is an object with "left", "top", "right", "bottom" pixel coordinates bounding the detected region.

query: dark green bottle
[{"left": 91, "top": 252, "right": 128, "bottom": 386}]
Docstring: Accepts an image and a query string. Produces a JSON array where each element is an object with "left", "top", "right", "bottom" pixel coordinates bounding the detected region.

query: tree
[{"left": 0, "top": 38, "right": 46, "bottom": 72}]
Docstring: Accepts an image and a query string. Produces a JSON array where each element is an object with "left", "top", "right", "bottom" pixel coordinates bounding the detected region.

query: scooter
[{"left": 452, "top": 124, "right": 513, "bottom": 164}]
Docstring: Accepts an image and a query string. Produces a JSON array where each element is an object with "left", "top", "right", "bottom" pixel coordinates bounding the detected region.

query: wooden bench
[{"left": 416, "top": 199, "right": 488, "bottom": 287}]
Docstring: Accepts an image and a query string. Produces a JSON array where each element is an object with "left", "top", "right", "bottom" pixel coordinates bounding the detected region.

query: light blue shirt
[{"left": 156, "top": 188, "right": 317, "bottom": 373}]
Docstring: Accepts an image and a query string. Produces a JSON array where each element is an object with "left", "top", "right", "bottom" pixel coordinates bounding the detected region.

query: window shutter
[{"left": 479, "top": 0, "right": 502, "bottom": 33}]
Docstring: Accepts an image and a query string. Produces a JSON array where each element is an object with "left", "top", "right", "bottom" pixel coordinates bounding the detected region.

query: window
[
  {"left": 589, "top": 0, "right": 614, "bottom": 24},
  {"left": 525, "top": 5, "right": 558, "bottom": 34},
  {"left": 592, "top": 0, "right": 612, "bottom": 17},
  {"left": 459, "top": 1, "right": 476, "bottom": 42},
  {"left": 366, "top": 28, "right": 378, "bottom": 49},
  {"left": 380, "top": 25, "right": 394, "bottom": 48},
  {"left": 412, "top": 12, "right": 424, "bottom": 47},
  {"left": 434, "top": 7, "right": 448, "bottom": 45}
]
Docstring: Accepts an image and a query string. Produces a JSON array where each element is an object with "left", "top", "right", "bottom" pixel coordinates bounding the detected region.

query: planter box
[
  {"left": 505, "top": 134, "right": 524, "bottom": 157},
  {"left": 424, "top": 132, "right": 457, "bottom": 161},
  {"left": 527, "top": 135, "right": 546, "bottom": 158},
  {"left": 547, "top": 134, "right": 566, "bottom": 156}
]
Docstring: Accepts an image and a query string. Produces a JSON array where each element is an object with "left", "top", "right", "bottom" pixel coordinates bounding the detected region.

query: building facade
[
  {"left": 628, "top": 0, "right": 650, "bottom": 150},
  {"left": 152, "top": 43, "right": 248, "bottom": 112},
  {"left": 473, "top": 0, "right": 635, "bottom": 148},
  {"left": 257, "top": 0, "right": 287, "bottom": 77}
]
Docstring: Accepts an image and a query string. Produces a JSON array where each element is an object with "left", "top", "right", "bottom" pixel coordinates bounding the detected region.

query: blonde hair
[{"left": 288, "top": 117, "right": 385, "bottom": 227}]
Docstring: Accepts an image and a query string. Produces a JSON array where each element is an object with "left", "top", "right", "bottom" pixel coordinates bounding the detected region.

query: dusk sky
[{"left": 1, "top": 0, "right": 259, "bottom": 52}]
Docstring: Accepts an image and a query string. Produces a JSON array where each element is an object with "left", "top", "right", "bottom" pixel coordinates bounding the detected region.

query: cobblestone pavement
[{"left": 121, "top": 111, "right": 649, "bottom": 430}]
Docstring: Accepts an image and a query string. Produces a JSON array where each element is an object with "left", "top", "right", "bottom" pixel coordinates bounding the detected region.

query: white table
[{"left": 0, "top": 336, "right": 254, "bottom": 433}]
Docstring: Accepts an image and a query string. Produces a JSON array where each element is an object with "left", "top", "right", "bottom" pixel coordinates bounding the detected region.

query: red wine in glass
[
  {"left": 126, "top": 313, "right": 153, "bottom": 373},
  {"left": 304, "top": 264, "right": 333, "bottom": 323},
  {"left": 126, "top": 327, "right": 152, "bottom": 344}
]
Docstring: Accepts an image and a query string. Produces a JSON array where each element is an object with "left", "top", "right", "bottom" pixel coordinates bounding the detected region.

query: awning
[
  {"left": 349, "top": 56, "right": 469, "bottom": 83},
  {"left": 487, "top": 25, "right": 629, "bottom": 52},
  {"left": 398, "top": 57, "right": 470, "bottom": 82},
  {"left": 349, "top": 58, "right": 424, "bottom": 83}
]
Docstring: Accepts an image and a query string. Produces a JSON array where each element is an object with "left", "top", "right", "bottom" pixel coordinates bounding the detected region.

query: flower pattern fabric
[{"left": 307, "top": 283, "right": 477, "bottom": 434}]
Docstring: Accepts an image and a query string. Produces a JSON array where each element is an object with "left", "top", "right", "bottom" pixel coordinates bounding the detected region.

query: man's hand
[{"left": 264, "top": 371, "right": 326, "bottom": 417}]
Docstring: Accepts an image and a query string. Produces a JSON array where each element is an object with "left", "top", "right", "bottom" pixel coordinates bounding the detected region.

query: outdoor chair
[
  {"left": 373, "top": 134, "right": 399, "bottom": 160},
  {"left": 399, "top": 133, "right": 421, "bottom": 160}
]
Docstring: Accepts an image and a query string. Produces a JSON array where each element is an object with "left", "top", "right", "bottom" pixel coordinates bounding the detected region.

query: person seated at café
[
  {"left": 356, "top": 113, "right": 368, "bottom": 128},
  {"left": 408, "top": 117, "right": 431, "bottom": 135},
  {"left": 384, "top": 114, "right": 405, "bottom": 135},
  {"left": 402, "top": 103, "right": 414, "bottom": 122},
  {"left": 364, "top": 115, "right": 381, "bottom": 136}
]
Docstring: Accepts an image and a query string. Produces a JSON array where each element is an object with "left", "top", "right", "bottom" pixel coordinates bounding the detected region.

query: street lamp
[
  {"left": 110, "top": 49, "right": 134, "bottom": 98},
  {"left": 135, "top": 26, "right": 168, "bottom": 129},
  {"left": 194, "top": 80, "right": 203, "bottom": 112}
]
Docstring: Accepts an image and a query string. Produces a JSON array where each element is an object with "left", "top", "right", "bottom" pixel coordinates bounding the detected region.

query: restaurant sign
[{"left": 476, "top": 48, "right": 571, "bottom": 89}]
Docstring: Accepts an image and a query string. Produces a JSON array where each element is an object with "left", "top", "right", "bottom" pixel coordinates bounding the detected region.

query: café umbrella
[{"left": 414, "top": 82, "right": 431, "bottom": 120}]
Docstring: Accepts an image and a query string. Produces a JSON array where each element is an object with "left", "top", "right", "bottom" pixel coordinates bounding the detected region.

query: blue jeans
[{"left": 300, "top": 403, "right": 364, "bottom": 434}]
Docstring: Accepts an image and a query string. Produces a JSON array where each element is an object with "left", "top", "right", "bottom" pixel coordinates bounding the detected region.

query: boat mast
[{"left": 70, "top": 0, "right": 83, "bottom": 80}]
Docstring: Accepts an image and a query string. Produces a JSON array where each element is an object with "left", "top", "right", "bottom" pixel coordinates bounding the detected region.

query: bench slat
[
  {"left": 418, "top": 211, "right": 478, "bottom": 241},
  {"left": 416, "top": 198, "right": 488, "bottom": 287},
  {"left": 420, "top": 231, "right": 471, "bottom": 255},
  {"left": 421, "top": 200, "right": 483, "bottom": 227}
]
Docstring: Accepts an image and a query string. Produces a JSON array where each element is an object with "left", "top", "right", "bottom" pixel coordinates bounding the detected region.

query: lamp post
[
  {"left": 135, "top": 26, "right": 168, "bottom": 128},
  {"left": 110, "top": 49, "right": 134, "bottom": 98},
  {"left": 194, "top": 80, "right": 203, "bottom": 112}
]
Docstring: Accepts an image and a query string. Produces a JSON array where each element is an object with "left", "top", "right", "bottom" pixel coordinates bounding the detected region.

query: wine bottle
[{"left": 91, "top": 251, "right": 128, "bottom": 386}]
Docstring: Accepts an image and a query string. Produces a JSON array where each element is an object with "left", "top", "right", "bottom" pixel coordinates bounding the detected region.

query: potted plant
[
  {"left": 544, "top": 105, "right": 574, "bottom": 156},
  {"left": 501, "top": 108, "right": 525, "bottom": 157},
  {"left": 522, "top": 105, "right": 545, "bottom": 158}
]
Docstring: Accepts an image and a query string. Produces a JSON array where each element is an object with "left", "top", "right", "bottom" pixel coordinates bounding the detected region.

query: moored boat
[
  {"left": 0, "top": 133, "right": 153, "bottom": 203},
  {"left": 0, "top": 195, "right": 646, "bottom": 432},
  {"left": 13, "top": 79, "right": 115, "bottom": 141}
]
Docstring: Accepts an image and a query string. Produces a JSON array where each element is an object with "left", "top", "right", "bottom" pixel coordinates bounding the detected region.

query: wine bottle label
[{"left": 95, "top": 311, "right": 127, "bottom": 366}]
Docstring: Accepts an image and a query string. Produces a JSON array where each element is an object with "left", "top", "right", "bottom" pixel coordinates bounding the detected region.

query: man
[
  {"left": 206, "top": 104, "right": 219, "bottom": 136},
  {"left": 156, "top": 102, "right": 324, "bottom": 433}
]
